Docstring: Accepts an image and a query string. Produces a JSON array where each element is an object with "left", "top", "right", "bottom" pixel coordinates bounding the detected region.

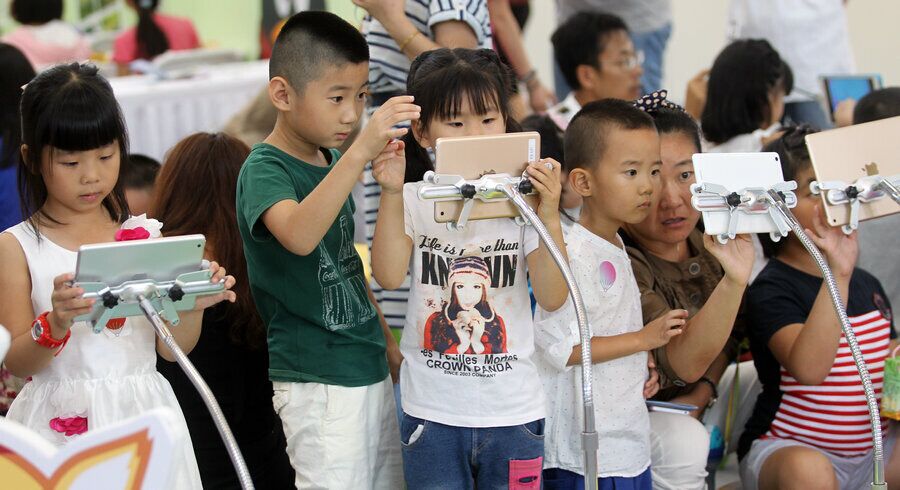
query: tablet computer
[
  {"left": 646, "top": 400, "right": 698, "bottom": 415},
  {"left": 820, "top": 74, "right": 883, "bottom": 121},
  {"left": 692, "top": 152, "right": 787, "bottom": 236},
  {"left": 73, "top": 235, "right": 208, "bottom": 324},
  {"left": 432, "top": 132, "right": 540, "bottom": 223},
  {"left": 805, "top": 116, "right": 900, "bottom": 228}
]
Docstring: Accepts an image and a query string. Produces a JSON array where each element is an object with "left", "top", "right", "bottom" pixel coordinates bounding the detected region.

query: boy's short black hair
[
  {"left": 11, "top": 0, "right": 63, "bottom": 25},
  {"left": 759, "top": 125, "right": 818, "bottom": 258},
  {"left": 564, "top": 98, "right": 656, "bottom": 172},
  {"left": 853, "top": 87, "right": 900, "bottom": 124},
  {"left": 701, "top": 39, "right": 794, "bottom": 144},
  {"left": 552, "top": 12, "right": 629, "bottom": 91},
  {"left": 122, "top": 154, "right": 161, "bottom": 190},
  {"left": 269, "top": 11, "right": 369, "bottom": 94}
]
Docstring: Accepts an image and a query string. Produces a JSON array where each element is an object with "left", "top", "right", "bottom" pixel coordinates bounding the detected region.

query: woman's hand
[
  {"left": 193, "top": 262, "right": 237, "bottom": 310},
  {"left": 644, "top": 353, "right": 660, "bottom": 399},
  {"left": 807, "top": 204, "right": 858, "bottom": 278},
  {"left": 352, "top": 0, "right": 406, "bottom": 26},
  {"left": 527, "top": 81, "right": 557, "bottom": 113},
  {"left": 703, "top": 233, "right": 755, "bottom": 286},
  {"left": 48, "top": 273, "right": 94, "bottom": 337},
  {"left": 669, "top": 383, "right": 710, "bottom": 420},
  {"left": 526, "top": 158, "right": 562, "bottom": 221},
  {"left": 452, "top": 319, "right": 472, "bottom": 354}
]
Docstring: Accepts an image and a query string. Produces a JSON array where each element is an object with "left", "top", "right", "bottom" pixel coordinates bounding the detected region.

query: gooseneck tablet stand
[
  {"left": 691, "top": 181, "right": 887, "bottom": 490},
  {"left": 79, "top": 271, "right": 255, "bottom": 490},
  {"left": 419, "top": 170, "right": 600, "bottom": 490}
]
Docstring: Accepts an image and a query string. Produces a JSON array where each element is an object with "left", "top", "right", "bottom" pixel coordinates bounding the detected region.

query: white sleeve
[
  {"left": 534, "top": 301, "right": 582, "bottom": 372},
  {"left": 523, "top": 222, "right": 540, "bottom": 256},
  {"left": 427, "top": 0, "right": 490, "bottom": 45}
]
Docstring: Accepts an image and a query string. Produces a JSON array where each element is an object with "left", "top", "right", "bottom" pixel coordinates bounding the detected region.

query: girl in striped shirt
[{"left": 740, "top": 126, "right": 899, "bottom": 490}]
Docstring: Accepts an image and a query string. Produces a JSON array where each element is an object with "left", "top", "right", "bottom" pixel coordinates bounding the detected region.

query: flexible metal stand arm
[
  {"left": 499, "top": 184, "right": 599, "bottom": 490},
  {"left": 879, "top": 178, "right": 900, "bottom": 204},
  {"left": 138, "top": 295, "right": 255, "bottom": 490},
  {"left": 766, "top": 191, "right": 886, "bottom": 490}
]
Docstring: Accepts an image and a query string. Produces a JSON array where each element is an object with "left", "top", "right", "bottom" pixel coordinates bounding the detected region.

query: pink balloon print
[{"left": 599, "top": 261, "right": 617, "bottom": 292}]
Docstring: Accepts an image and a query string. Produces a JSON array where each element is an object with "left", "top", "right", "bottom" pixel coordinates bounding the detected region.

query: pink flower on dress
[
  {"left": 114, "top": 227, "right": 150, "bottom": 241},
  {"left": 117, "top": 214, "right": 163, "bottom": 240},
  {"left": 49, "top": 416, "right": 88, "bottom": 436}
]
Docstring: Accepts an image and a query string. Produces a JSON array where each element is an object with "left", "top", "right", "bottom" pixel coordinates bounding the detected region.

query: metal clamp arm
[{"left": 811, "top": 173, "right": 900, "bottom": 233}]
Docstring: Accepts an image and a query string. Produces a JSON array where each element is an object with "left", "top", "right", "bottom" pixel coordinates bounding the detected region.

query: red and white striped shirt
[{"left": 763, "top": 310, "right": 891, "bottom": 455}]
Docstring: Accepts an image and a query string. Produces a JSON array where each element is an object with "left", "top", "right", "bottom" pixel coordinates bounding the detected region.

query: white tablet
[
  {"left": 692, "top": 152, "right": 788, "bottom": 236},
  {"left": 74, "top": 235, "right": 206, "bottom": 286},
  {"left": 73, "top": 235, "right": 210, "bottom": 326}
]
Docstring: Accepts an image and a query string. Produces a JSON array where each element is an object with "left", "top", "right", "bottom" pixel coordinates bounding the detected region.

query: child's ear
[
  {"left": 267, "top": 76, "right": 293, "bottom": 112},
  {"left": 569, "top": 168, "right": 593, "bottom": 197},
  {"left": 412, "top": 120, "right": 432, "bottom": 149}
]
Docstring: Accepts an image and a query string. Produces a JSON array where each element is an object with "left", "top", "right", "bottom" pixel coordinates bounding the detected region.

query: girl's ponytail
[{"left": 135, "top": 0, "right": 169, "bottom": 60}]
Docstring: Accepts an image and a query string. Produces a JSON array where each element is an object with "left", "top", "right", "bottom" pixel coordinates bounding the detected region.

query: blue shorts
[
  {"left": 399, "top": 412, "right": 544, "bottom": 489},
  {"left": 544, "top": 466, "right": 652, "bottom": 490}
]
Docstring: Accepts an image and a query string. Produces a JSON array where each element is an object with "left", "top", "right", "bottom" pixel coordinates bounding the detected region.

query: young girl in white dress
[{"left": 0, "top": 62, "right": 236, "bottom": 489}]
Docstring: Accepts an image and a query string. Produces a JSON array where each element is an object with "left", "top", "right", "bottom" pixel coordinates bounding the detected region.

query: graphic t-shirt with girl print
[{"left": 400, "top": 182, "right": 545, "bottom": 428}]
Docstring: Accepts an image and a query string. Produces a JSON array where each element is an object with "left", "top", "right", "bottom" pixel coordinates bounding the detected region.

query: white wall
[{"left": 523, "top": 1, "right": 899, "bottom": 104}]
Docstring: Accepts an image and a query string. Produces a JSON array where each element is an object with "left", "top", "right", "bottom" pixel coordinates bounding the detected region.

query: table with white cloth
[{"left": 109, "top": 60, "right": 269, "bottom": 161}]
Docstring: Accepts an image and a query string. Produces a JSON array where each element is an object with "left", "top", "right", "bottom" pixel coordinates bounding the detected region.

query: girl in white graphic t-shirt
[{"left": 370, "top": 48, "right": 568, "bottom": 488}]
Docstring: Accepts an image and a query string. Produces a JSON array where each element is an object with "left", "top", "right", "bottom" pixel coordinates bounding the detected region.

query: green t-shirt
[{"left": 236, "top": 143, "right": 387, "bottom": 386}]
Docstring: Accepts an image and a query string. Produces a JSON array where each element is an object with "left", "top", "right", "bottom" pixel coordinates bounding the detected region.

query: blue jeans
[
  {"left": 400, "top": 412, "right": 545, "bottom": 489},
  {"left": 553, "top": 23, "right": 672, "bottom": 99},
  {"left": 544, "top": 467, "right": 653, "bottom": 490}
]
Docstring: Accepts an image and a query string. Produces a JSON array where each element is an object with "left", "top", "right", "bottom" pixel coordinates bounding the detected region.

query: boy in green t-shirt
[{"left": 235, "top": 11, "right": 419, "bottom": 488}]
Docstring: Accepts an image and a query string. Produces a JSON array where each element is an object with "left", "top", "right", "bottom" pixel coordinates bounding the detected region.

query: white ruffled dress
[{"left": 4, "top": 222, "right": 202, "bottom": 489}]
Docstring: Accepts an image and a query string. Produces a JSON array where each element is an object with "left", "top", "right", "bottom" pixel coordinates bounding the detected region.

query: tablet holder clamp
[
  {"left": 690, "top": 181, "right": 798, "bottom": 244},
  {"left": 810, "top": 173, "right": 900, "bottom": 233}
]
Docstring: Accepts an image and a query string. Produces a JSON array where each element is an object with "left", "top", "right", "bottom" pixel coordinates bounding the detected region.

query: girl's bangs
[
  {"left": 42, "top": 83, "right": 126, "bottom": 152},
  {"left": 431, "top": 68, "right": 503, "bottom": 122}
]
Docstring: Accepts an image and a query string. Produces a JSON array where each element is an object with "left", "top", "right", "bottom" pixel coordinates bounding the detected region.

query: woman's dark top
[{"left": 157, "top": 303, "right": 294, "bottom": 489}]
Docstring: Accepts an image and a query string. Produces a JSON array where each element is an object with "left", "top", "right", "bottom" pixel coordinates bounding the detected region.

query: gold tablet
[
  {"left": 805, "top": 116, "right": 900, "bottom": 228},
  {"left": 432, "top": 132, "right": 540, "bottom": 223}
]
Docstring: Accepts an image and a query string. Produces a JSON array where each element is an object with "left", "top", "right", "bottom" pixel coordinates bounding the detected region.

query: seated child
[
  {"left": 534, "top": 99, "right": 688, "bottom": 489},
  {"left": 235, "top": 11, "right": 416, "bottom": 488},
  {"left": 121, "top": 153, "right": 160, "bottom": 216},
  {"left": 739, "top": 126, "right": 899, "bottom": 490}
]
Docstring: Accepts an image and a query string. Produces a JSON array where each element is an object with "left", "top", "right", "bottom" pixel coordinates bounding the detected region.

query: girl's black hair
[
  {"left": 402, "top": 48, "right": 521, "bottom": 182},
  {"left": 701, "top": 39, "right": 794, "bottom": 144},
  {"left": 19, "top": 62, "right": 131, "bottom": 231},
  {"left": 758, "top": 124, "right": 818, "bottom": 258},
  {"left": 135, "top": 0, "right": 169, "bottom": 60},
  {"left": 11, "top": 0, "right": 63, "bottom": 25},
  {"left": 650, "top": 107, "right": 702, "bottom": 152},
  {"left": 0, "top": 43, "right": 36, "bottom": 169}
]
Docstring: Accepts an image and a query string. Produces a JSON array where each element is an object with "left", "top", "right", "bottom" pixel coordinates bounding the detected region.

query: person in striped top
[
  {"left": 353, "top": 0, "right": 493, "bottom": 331},
  {"left": 740, "top": 126, "right": 899, "bottom": 490}
]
